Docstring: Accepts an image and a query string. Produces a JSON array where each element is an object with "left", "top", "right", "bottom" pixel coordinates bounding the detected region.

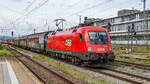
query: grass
[
  {"left": 116, "top": 56, "right": 150, "bottom": 65},
  {"left": 12, "top": 46, "right": 29, "bottom": 53},
  {"left": 0, "top": 43, "right": 3, "bottom": 50},
  {"left": 112, "top": 45, "right": 150, "bottom": 53},
  {"left": 0, "top": 43, "right": 14, "bottom": 57},
  {"left": 130, "top": 65, "right": 135, "bottom": 70},
  {"left": 107, "top": 61, "right": 120, "bottom": 66},
  {"left": 0, "top": 49, "right": 14, "bottom": 57},
  {"left": 33, "top": 55, "right": 114, "bottom": 84},
  {"left": 142, "top": 70, "right": 147, "bottom": 73},
  {"left": 112, "top": 45, "right": 150, "bottom": 51},
  {"left": 112, "top": 45, "right": 150, "bottom": 59},
  {"left": 13, "top": 47, "right": 115, "bottom": 83}
]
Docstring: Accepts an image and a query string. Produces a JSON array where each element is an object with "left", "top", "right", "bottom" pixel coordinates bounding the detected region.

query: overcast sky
[{"left": 0, "top": 0, "right": 150, "bottom": 37}]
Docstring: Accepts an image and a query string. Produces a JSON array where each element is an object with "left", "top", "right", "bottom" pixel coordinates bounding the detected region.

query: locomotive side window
[
  {"left": 79, "top": 33, "right": 84, "bottom": 41},
  {"left": 88, "top": 31, "right": 108, "bottom": 44}
]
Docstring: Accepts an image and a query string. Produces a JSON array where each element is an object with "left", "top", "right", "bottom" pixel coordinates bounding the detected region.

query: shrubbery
[
  {"left": 0, "top": 43, "right": 3, "bottom": 50},
  {"left": 0, "top": 50, "right": 14, "bottom": 57}
]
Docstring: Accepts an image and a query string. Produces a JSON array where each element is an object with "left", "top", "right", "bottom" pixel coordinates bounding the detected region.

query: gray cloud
[{"left": 10, "top": 0, "right": 24, "bottom": 2}]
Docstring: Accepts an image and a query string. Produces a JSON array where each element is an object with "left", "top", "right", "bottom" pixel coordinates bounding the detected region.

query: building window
[
  {"left": 148, "top": 20, "right": 150, "bottom": 29},
  {"left": 114, "top": 17, "right": 121, "bottom": 23}
]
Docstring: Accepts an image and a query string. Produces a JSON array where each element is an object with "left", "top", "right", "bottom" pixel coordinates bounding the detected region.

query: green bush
[
  {"left": 0, "top": 50, "right": 14, "bottom": 57},
  {"left": 0, "top": 43, "right": 3, "bottom": 50}
]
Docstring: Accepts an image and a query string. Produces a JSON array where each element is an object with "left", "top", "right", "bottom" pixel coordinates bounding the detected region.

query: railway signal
[
  {"left": 131, "top": 23, "right": 136, "bottom": 35},
  {"left": 128, "top": 23, "right": 136, "bottom": 35},
  {"left": 107, "top": 22, "right": 111, "bottom": 32},
  {"left": 128, "top": 23, "right": 137, "bottom": 53},
  {"left": 11, "top": 31, "right": 14, "bottom": 38}
]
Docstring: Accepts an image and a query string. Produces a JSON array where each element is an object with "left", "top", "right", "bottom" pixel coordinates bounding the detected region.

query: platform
[{"left": 0, "top": 57, "right": 43, "bottom": 84}]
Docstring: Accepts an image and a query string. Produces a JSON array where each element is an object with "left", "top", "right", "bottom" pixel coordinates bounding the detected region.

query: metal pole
[
  {"left": 79, "top": 15, "right": 81, "bottom": 24},
  {"left": 143, "top": 0, "right": 146, "bottom": 11},
  {"left": 48, "top": 25, "right": 49, "bottom": 31},
  {"left": 34, "top": 29, "right": 36, "bottom": 34},
  {"left": 131, "top": 33, "right": 133, "bottom": 53},
  {"left": 143, "top": 0, "right": 149, "bottom": 50},
  {"left": 128, "top": 31, "right": 130, "bottom": 54}
]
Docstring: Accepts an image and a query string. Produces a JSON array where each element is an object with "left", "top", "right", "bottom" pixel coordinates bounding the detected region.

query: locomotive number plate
[{"left": 97, "top": 48, "right": 105, "bottom": 51}]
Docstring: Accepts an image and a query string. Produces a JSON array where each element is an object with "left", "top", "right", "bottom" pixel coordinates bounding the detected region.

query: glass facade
[
  {"left": 111, "top": 35, "right": 150, "bottom": 41},
  {"left": 91, "top": 10, "right": 150, "bottom": 45},
  {"left": 109, "top": 20, "right": 150, "bottom": 32}
]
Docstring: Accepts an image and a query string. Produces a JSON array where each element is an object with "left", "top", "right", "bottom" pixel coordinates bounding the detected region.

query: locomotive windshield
[{"left": 88, "top": 31, "right": 108, "bottom": 44}]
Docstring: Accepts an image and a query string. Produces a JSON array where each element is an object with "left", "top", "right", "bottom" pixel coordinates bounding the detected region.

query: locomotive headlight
[{"left": 87, "top": 46, "right": 92, "bottom": 52}]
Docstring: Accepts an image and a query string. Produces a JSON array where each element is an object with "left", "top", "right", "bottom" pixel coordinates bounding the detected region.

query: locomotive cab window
[
  {"left": 88, "top": 31, "right": 108, "bottom": 44},
  {"left": 79, "top": 33, "right": 84, "bottom": 41}
]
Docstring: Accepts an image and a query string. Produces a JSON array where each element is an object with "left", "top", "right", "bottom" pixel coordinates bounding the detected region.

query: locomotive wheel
[
  {"left": 75, "top": 57, "right": 81, "bottom": 65},
  {"left": 72, "top": 57, "right": 81, "bottom": 65}
]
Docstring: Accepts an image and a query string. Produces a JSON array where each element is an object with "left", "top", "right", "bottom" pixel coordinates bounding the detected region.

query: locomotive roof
[
  {"left": 67, "top": 26, "right": 107, "bottom": 32},
  {"left": 57, "top": 26, "right": 106, "bottom": 32},
  {"left": 50, "top": 26, "right": 107, "bottom": 35},
  {"left": 78, "top": 26, "right": 106, "bottom": 31}
]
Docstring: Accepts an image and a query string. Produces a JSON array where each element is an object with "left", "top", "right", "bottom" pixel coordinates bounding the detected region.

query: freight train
[{"left": 8, "top": 26, "right": 115, "bottom": 65}]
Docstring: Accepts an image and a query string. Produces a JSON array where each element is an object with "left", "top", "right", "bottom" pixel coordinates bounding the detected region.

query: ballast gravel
[{"left": 16, "top": 48, "right": 150, "bottom": 84}]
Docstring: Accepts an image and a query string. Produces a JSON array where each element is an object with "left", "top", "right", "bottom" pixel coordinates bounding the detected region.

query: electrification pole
[
  {"left": 48, "top": 25, "right": 50, "bottom": 31},
  {"left": 79, "top": 15, "right": 81, "bottom": 24},
  {"left": 34, "top": 29, "right": 36, "bottom": 34},
  {"left": 143, "top": 0, "right": 146, "bottom": 11},
  {"left": 45, "top": 19, "right": 50, "bottom": 31},
  {"left": 142, "top": 0, "right": 149, "bottom": 50}
]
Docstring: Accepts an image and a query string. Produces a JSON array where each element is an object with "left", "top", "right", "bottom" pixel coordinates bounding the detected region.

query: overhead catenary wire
[
  {"left": 14, "top": 0, "right": 49, "bottom": 23},
  {"left": 60, "top": 0, "right": 114, "bottom": 28},
  {"left": 0, "top": 0, "right": 49, "bottom": 36},
  {"left": 25, "top": 0, "right": 37, "bottom": 11},
  {"left": 2, "top": 0, "right": 146, "bottom": 36},
  {"left": 13, "top": 0, "right": 112, "bottom": 27},
  {"left": 86, "top": 0, "right": 136, "bottom": 18},
  {"left": 0, "top": 4, "right": 23, "bottom": 15},
  {"left": 64, "top": 0, "right": 113, "bottom": 18}
]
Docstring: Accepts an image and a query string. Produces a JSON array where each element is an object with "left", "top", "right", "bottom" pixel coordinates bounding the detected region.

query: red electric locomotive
[{"left": 47, "top": 26, "right": 115, "bottom": 65}]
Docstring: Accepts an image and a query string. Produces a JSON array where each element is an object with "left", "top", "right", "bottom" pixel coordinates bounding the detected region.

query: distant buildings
[
  {"left": 85, "top": 9, "right": 150, "bottom": 45},
  {"left": 0, "top": 36, "right": 12, "bottom": 40},
  {"left": 118, "top": 9, "right": 140, "bottom": 16}
]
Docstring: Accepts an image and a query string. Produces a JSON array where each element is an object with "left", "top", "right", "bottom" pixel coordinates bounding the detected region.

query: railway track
[
  {"left": 118, "top": 55, "right": 150, "bottom": 61},
  {"left": 115, "top": 60, "right": 150, "bottom": 70},
  {"left": 84, "top": 66, "right": 150, "bottom": 84},
  {"left": 6, "top": 45, "right": 82, "bottom": 84},
  {"left": 7, "top": 45, "right": 150, "bottom": 84},
  {"left": 49, "top": 58, "right": 150, "bottom": 84},
  {"left": 45, "top": 53, "right": 150, "bottom": 84}
]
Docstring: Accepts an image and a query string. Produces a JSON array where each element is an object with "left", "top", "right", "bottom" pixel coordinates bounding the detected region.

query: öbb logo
[{"left": 66, "top": 40, "right": 72, "bottom": 46}]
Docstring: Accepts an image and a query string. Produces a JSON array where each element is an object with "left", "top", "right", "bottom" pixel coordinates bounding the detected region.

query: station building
[{"left": 85, "top": 9, "right": 150, "bottom": 45}]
